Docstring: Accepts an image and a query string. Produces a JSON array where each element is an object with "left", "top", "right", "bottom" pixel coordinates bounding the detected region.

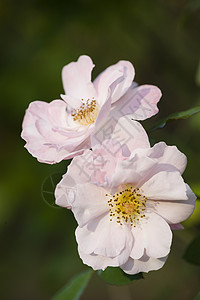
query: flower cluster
[
  {"left": 21, "top": 55, "right": 160, "bottom": 163},
  {"left": 22, "top": 55, "right": 196, "bottom": 275}
]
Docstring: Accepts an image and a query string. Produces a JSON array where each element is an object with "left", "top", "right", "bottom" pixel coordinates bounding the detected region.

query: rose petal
[
  {"left": 61, "top": 55, "right": 97, "bottom": 108},
  {"left": 170, "top": 223, "right": 184, "bottom": 230},
  {"left": 148, "top": 184, "right": 196, "bottom": 224},
  {"left": 141, "top": 211, "right": 172, "bottom": 258},
  {"left": 94, "top": 60, "right": 135, "bottom": 106},
  {"left": 21, "top": 99, "right": 96, "bottom": 163},
  {"left": 94, "top": 60, "right": 135, "bottom": 128},
  {"left": 130, "top": 226, "right": 145, "bottom": 259},
  {"left": 89, "top": 139, "right": 124, "bottom": 186},
  {"left": 78, "top": 248, "right": 120, "bottom": 271},
  {"left": 75, "top": 214, "right": 133, "bottom": 258},
  {"left": 72, "top": 183, "right": 109, "bottom": 227},
  {"left": 55, "top": 170, "right": 79, "bottom": 209},
  {"left": 78, "top": 245, "right": 131, "bottom": 271},
  {"left": 94, "top": 69, "right": 124, "bottom": 128},
  {"left": 110, "top": 155, "right": 157, "bottom": 192},
  {"left": 110, "top": 60, "right": 135, "bottom": 104},
  {"left": 121, "top": 253, "right": 167, "bottom": 275},
  {"left": 114, "top": 84, "right": 161, "bottom": 120},
  {"left": 148, "top": 142, "right": 187, "bottom": 175},
  {"left": 92, "top": 116, "right": 150, "bottom": 157},
  {"left": 141, "top": 171, "right": 188, "bottom": 201}
]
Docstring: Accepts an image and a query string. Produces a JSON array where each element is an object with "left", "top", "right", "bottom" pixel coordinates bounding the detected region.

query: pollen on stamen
[
  {"left": 71, "top": 99, "right": 99, "bottom": 126},
  {"left": 106, "top": 184, "right": 147, "bottom": 227}
]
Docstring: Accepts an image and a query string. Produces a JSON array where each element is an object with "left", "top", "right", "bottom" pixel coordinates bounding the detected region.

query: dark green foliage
[
  {"left": 151, "top": 107, "right": 200, "bottom": 131},
  {"left": 183, "top": 235, "right": 200, "bottom": 265},
  {"left": 52, "top": 270, "right": 93, "bottom": 300},
  {"left": 194, "top": 292, "right": 200, "bottom": 300},
  {"left": 98, "top": 267, "right": 143, "bottom": 285}
]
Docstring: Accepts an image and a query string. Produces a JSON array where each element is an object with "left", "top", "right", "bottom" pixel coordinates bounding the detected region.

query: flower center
[
  {"left": 106, "top": 185, "right": 147, "bottom": 226},
  {"left": 71, "top": 98, "right": 99, "bottom": 126}
]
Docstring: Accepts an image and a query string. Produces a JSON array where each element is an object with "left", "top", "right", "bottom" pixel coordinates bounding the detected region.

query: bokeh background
[{"left": 1, "top": 0, "right": 200, "bottom": 299}]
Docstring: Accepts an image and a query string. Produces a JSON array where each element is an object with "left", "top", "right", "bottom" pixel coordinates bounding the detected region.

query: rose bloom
[
  {"left": 21, "top": 55, "right": 161, "bottom": 163},
  {"left": 55, "top": 140, "right": 196, "bottom": 274}
]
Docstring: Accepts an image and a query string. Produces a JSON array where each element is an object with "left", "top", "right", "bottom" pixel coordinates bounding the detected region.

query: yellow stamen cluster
[
  {"left": 71, "top": 98, "right": 99, "bottom": 125},
  {"left": 106, "top": 185, "right": 147, "bottom": 227}
]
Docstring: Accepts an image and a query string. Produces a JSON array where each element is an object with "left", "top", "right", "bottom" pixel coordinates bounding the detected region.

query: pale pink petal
[
  {"left": 55, "top": 193, "right": 72, "bottom": 209},
  {"left": 130, "top": 226, "right": 145, "bottom": 260},
  {"left": 55, "top": 148, "right": 106, "bottom": 207},
  {"left": 62, "top": 141, "right": 122, "bottom": 189},
  {"left": 56, "top": 140, "right": 123, "bottom": 191},
  {"left": 47, "top": 100, "right": 70, "bottom": 127},
  {"left": 121, "top": 254, "right": 167, "bottom": 275},
  {"left": 78, "top": 245, "right": 132, "bottom": 271},
  {"left": 130, "top": 212, "right": 172, "bottom": 260},
  {"left": 75, "top": 214, "right": 133, "bottom": 258},
  {"left": 149, "top": 184, "right": 196, "bottom": 224},
  {"left": 23, "top": 130, "right": 91, "bottom": 164},
  {"left": 22, "top": 106, "right": 45, "bottom": 144},
  {"left": 148, "top": 142, "right": 187, "bottom": 174},
  {"left": 94, "top": 69, "right": 124, "bottom": 128},
  {"left": 36, "top": 147, "right": 84, "bottom": 164},
  {"left": 109, "top": 117, "right": 150, "bottom": 153},
  {"left": 22, "top": 100, "right": 67, "bottom": 142},
  {"left": 94, "top": 97, "right": 112, "bottom": 129},
  {"left": 93, "top": 61, "right": 135, "bottom": 128},
  {"left": 170, "top": 223, "right": 184, "bottom": 230},
  {"left": 61, "top": 55, "right": 97, "bottom": 108},
  {"left": 64, "top": 149, "right": 93, "bottom": 183},
  {"left": 89, "top": 139, "right": 125, "bottom": 186},
  {"left": 94, "top": 67, "right": 122, "bottom": 105},
  {"left": 23, "top": 100, "right": 68, "bottom": 130},
  {"left": 91, "top": 116, "right": 150, "bottom": 157},
  {"left": 109, "top": 60, "right": 135, "bottom": 104},
  {"left": 22, "top": 101, "right": 71, "bottom": 163},
  {"left": 78, "top": 248, "right": 120, "bottom": 271},
  {"left": 94, "top": 60, "right": 135, "bottom": 106},
  {"left": 72, "top": 183, "right": 109, "bottom": 227},
  {"left": 110, "top": 155, "right": 156, "bottom": 193},
  {"left": 129, "top": 142, "right": 187, "bottom": 175},
  {"left": 113, "top": 84, "right": 161, "bottom": 120},
  {"left": 60, "top": 94, "right": 85, "bottom": 110},
  {"left": 55, "top": 172, "right": 78, "bottom": 209},
  {"left": 21, "top": 100, "right": 95, "bottom": 163},
  {"left": 141, "top": 211, "right": 172, "bottom": 258},
  {"left": 141, "top": 171, "right": 188, "bottom": 201},
  {"left": 35, "top": 148, "right": 67, "bottom": 164},
  {"left": 62, "top": 139, "right": 124, "bottom": 189}
]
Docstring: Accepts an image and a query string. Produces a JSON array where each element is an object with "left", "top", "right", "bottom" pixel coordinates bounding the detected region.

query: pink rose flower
[
  {"left": 55, "top": 140, "right": 196, "bottom": 274},
  {"left": 21, "top": 55, "right": 161, "bottom": 164}
]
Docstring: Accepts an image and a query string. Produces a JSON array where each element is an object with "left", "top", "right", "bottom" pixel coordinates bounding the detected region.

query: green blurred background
[{"left": 1, "top": 0, "right": 200, "bottom": 299}]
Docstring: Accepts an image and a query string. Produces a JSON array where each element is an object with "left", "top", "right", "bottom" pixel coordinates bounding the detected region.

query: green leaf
[
  {"left": 150, "top": 106, "right": 200, "bottom": 131},
  {"left": 194, "top": 292, "right": 200, "bottom": 300},
  {"left": 183, "top": 235, "right": 200, "bottom": 265},
  {"left": 98, "top": 267, "right": 143, "bottom": 286},
  {"left": 51, "top": 269, "right": 93, "bottom": 300}
]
